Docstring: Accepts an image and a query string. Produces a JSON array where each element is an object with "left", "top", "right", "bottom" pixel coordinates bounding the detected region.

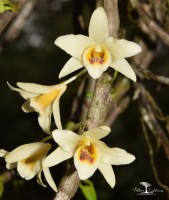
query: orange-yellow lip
[
  {"left": 83, "top": 45, "right": 110, "bottom": 67},
  {"left": 76, "top": 138, "right": 100, "bottom": 165},
  {"left": 79, "top": 144, "right": 95, "bottom": 164},
  {"left": 33, "top": 89, "right": 61, "bottom": 111}
]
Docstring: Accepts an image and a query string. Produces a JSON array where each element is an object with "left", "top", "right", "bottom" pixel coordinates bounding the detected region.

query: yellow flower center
[
  {"left": 33, "top": 89, "right": 61, "bottom": 111},
  {"left": 76, "top": 137, "right": 98, "bottom": 164},
  {"left": 83, "top": 45, "right": 110, "bottom": 66},
  {"left": 20, "top": 157, "right": 36, "bottom": 172},
  {"left": 19, "top": 145, "right": 50, "bottom": 172}
]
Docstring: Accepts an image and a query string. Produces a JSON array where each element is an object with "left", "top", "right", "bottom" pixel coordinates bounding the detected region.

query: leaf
[
  {"left": 79, "top": 180, "right": 97, "bottom": 200},
  {"left": 0, "top": 0, "right": 19, "bottom": 14},
  {"left": 0, "top": 177, "right": 4, "bottom": 198},
  {"left": 85, "top": 92, "right": 93, "bottom": 98},
  {"left": 113, "top": 70, "right": 119, "bottom": 81}
]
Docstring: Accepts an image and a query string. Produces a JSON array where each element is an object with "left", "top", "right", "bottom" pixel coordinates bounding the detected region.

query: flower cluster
[{"left": 0, "top": 7, "right": 141, "bottom": 193}]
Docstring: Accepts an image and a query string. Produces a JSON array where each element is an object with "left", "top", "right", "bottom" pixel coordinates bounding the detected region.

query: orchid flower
[
  {"left": 7, "top": 70, "right": 84, "bottom": 134},
  {"left": 55, "top": 7, "right": 141, "bottom": 81},
  {"left": 8, "top": 82, "right": 66, "bottom": 134},
  {"left": 44, "top": 126, "right": 135, "bottom": 188},
  {"left": 0, "top": 142, "right": 57, "bottom": 192}
]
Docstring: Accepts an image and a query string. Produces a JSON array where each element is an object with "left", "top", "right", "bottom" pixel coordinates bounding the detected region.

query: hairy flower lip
[
  {"left": 55, "top": 7, "right": 141, "bottom": 81},
  {"left": 83, "top": 45, "right": 111, "bottom": 66},
  {"left": 75, "top": 137, "right": 100, "bottom": 166}
]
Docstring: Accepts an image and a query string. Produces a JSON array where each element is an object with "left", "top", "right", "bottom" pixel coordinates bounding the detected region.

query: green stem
[
  {"left": 40, "top": 136, "right": 52, "bottom": 143},
  {"left": 63, "top": 69, "right": 86, "bottom": 85}
]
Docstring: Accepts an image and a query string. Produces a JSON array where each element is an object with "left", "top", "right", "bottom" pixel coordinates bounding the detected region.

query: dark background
[{"left": 0, "top": 0, "right": 169, "bottom": 199}]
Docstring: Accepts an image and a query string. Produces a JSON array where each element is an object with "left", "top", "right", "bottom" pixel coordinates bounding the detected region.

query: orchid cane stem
[{"left": 54, "top": 0, "right": 120, "bottom": 200}]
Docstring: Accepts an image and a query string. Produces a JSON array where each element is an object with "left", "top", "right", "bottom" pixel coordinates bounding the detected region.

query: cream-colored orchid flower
[
  {"left": 0, "top": 142, "right": 57, "bottom": 192},
  {"left": 44, "top": 126, "right": 135, "bottom": 188},
  {"left": 7, "top": 70, "right": 85, "bottom": 134},
  {"left": 7, "top": 82, "right": 66, "bottom": 134},
  {"left": 55, "top": 7, "right": 141, "bottom": 81}
]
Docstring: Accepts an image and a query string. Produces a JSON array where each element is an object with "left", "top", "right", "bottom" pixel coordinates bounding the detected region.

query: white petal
[
  {"left": 52, "top": 85, "right": 67, "bottom": 130},
  {"left": 110, "top": 59, "right": 136, "bottom": 82},
  {"left": 55, "top": 34, "right": 94, "bottom": 60},
  {"left": 59, "top": 57, "right": 83, "bottom": 78},
  {"left": 98, "top": 163, "right": 115, "bottom": 188},
  {"left": 44, "top": 147, "right": 73, "bottom": 167},
  {"left": 89, "top": 7, "right": 109, "bottom": 44},
  {"left": 52, "top": 129, "right": 80, "bottom": 152},
  {"left": 29, "top": 85, "right": 66, "bottom": 133},
  {"left": 83, "top": 126, "right": 111, "bottom": 140},
  {"left": 7, "top": 82, "right": 37, "bottom": 100},
  {"left": 37, "top": 106, "right": 52, "bottom": 134},
  {"left": 0, "top": 149, "right": 8, "bottom": 157},
  {"left": 74, "top": 144, "right": 101, "bottom": 180},
  {"left": 17, "top": 160, "right": 37, "bottom": 180},
  {"left": 22, "top": 100, "right": 34, "bottom": 113},
  {"left": 17, "top": 82, "right": 63, "bottom": 94},
  {"left": 33, "top": 158, "right": 42, "bottom": 174},
  {"left": 104, "top": 37, "right": 142, "bottom": 60},
  {"left": 43, "top": 167, "right": 57, "bottom": 192},
  {"left": 6, "top": 163, "right": 17, "bottom": 169},
  {"left": 85, "top": 64, "right": 108, "bottom": 79},
  {"left": 20, "top": 92, "right": 37, "bottom": 99},
  {"left": 99, "top": 144, "right": 136, "bottom": 165},
  {"left": 7, "top": 82, "right": 23, "bottom": 93},
  {"left": 5, "top": 143, "right": 51, "bottom": 163},
  {"left": 37, "top": 170, "right": 47, "bottom": 187},
  {"left": 52, "top": 99, "right": 62, "bottom": 130}
]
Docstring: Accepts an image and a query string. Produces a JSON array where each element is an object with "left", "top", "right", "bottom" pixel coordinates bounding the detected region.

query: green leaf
[
  {"left": 0, "top": 178, "right": 4, "bottom": 198},
  {"left": 79, "top": 180, "right": 97, "bottom": 200},
  {"left": 85, "top": 92, "right": 93, "bottom": 98},
  {"left": 113, "top": 70, "right": 119, "bottom": 81},
  {"left": 0, "top": 0, "right": 19, "bottom": 14}
]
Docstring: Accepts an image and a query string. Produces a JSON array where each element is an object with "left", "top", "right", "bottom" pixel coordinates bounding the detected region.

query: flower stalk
[{"left": 63, "top": 69, "right": 86, "bottom": 85}]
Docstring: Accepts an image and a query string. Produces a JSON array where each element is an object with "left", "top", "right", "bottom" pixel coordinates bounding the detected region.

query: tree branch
[
  {"left": 0, "top": 0, "right": 25, "bottom": 34},
  {"left": 138, "top": 83, "right": 169, "bottom": 159},
  {"left": 0, "top": 0, "right": 37, "bottom": 52},
  {"left": 104, "top": 0, "right": 119, "bottom": 38},
  {"left": 4, "top": 0, "right": 37, "bottom": 41},
  {"left": 133, "top": 64, "right": 169, "bottom": 86},
  {"left": 54, "top": 0, "right": 120, "bottom": 199},
  {"left": 141, "top": 119, "right": 169, "bottom": 194},
  {"left": 136, "top": 1, "right": 169, "bottom": 47},
  {"left": 86, "top": 72, "right": 113, "bottom": 129},
  {"left": 54, "top": 162, "right": 80, "bottom": 200}
]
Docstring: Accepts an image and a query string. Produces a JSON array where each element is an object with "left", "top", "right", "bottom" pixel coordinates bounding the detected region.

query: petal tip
[
  {"left": 100, "top": 126, "right": 111, "bottom": 132},
  {"left": 131, "top": 154, "right": 136, "bottom": 162},
  {"left": 95, "top": 7, "right": 106, "bottom": 14},
  {"left": 110, "top": 180, "right": 116, "bottom": 188},
  {"left": 132, "top": 74, "right": 137, "bottom": 82},
  {"left": 58, "top": 72, "right": 64, "bottom": 79},
  {"left": 54, "top": 36, "right": 62, "bottom": 46}
]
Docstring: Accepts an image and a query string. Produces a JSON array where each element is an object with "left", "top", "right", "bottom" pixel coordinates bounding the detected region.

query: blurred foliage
[
  {"left": 0, "top": 0, "right": 19, "bottom": 13},
  {"left": 0, "top": 176, "right": 4, "bottom": 198},
  {"left": 79, "top": 180, "right": 97, "bottom": 200}
]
